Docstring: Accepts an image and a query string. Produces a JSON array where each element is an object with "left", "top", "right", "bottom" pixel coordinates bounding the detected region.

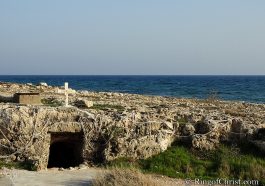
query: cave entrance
[{"left": 47, "top": 132, "right": 84, "bottom": 168}]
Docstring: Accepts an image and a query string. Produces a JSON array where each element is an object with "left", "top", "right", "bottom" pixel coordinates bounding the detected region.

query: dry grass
[
  {"left": 225, "top": 109, "right": 247, "bottom": 117},
  {"left": 91, "top": 168, "right": 165, "bottom": 186}
]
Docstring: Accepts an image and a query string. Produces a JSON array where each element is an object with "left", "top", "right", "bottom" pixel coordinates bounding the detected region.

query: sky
[{"left": 0, "top": 0, "right": 265, "bottom": 75}]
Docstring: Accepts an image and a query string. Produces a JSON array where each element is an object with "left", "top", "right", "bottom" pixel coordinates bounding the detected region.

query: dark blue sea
[{"left": 0, "top": 75, "right": 264, "bottom": 103}]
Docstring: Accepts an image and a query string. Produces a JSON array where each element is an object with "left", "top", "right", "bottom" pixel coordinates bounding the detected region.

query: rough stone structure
[
  {"left": 0, "top": 105, "right": 175, "bottom": 170},
  {"left": 0, "top": 82, "right": 265, "bottom": 170},
  {"left": 13, "top": 93, "right": 41, "bottom": 105}
]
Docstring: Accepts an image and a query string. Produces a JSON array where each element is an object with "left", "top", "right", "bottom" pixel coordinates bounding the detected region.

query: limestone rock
[
  {"left": 192, "top": 135, "right": 218, "bottom": 150},
  {"left": 39, "top": 82, "right": 48, "bottom": 86},
  {"left": 182, "top": 124, "right": 195, "bottom": 136},
  {"left": 74, "top": 99, "right": 93, "bottom": 108},
  {"left": 162, "top": 122, "right": 174, "bottom": 130},
  {"left": 231, "top": 119, "right": 243, "bottom": 133}
]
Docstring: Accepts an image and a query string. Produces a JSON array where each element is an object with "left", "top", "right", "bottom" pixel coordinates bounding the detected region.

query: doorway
[{"left": 47, "top": 132, "right": 84, "bottom": 168}]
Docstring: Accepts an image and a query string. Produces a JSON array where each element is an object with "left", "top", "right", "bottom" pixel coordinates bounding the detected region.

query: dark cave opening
[{"left": 47, "top": 132, "right": 84, "bottom": 168}]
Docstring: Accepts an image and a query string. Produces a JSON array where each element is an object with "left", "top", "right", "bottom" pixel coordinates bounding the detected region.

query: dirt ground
[
  {"left": 0, "top": 168, "right": 222, "bottom": 186},
  {"left": 0, "top": 168, "right": 100, "bottom": 186}
]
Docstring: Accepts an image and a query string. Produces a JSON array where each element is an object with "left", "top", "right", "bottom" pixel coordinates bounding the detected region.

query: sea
[{"left": 0, "top": 75, "right": 264, "bottom": 103}]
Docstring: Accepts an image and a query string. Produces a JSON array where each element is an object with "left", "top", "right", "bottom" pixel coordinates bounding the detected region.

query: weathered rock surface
[
  {"left": 74, "top": 99, "right": 93, "bottom": 108},
  {"left": 0, "top": 82, "right": 265, "bottom": 170}
]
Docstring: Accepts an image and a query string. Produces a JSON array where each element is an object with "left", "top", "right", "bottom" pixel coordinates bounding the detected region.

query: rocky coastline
[{"left": 0, "top": 82, "right": 264, "bottom": 170}]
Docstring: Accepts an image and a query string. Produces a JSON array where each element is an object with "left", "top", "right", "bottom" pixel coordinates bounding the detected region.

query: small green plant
[
  {"left": 41, "top": 98, "right": 63, "bottom": 107},
  {"left": 0, "top": 160, "right": 37, "bottom": 171},
  {"left": 111, "top": 126, "right": 125, "bottom": 138},
  {"left": 177, "top": 117, "right": 188, "bottom": 125},
  {"left": 107, "top": 157, "right": 140, "bottom": 169}
]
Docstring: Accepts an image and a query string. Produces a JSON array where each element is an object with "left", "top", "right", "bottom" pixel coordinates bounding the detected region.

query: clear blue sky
[{"left": 0, "top": 0, "right": 264, "bottom": 75}]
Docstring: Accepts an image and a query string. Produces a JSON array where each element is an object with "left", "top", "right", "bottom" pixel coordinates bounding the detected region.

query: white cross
[{"left": 65, "top": 82, "right": 69, "bottom": 107}]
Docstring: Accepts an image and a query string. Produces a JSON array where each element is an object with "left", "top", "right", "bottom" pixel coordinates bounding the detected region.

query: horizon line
[{"left": 0, "top": 74, "right": 265, "bottom": 76}]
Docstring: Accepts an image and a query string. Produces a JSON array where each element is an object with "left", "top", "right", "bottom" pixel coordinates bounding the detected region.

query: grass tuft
[
  {"left": 0, "top": 160, "right": 37, "bottom": 171},
  {"left": 91, "top": 167, "right": 162, "bottom": 186},
  {"left": 41, "top": 98, "right": 63, "bottom": 107}
]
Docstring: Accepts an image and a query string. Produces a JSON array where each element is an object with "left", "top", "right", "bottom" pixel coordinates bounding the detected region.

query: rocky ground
[{"left": 0, "top": 82, "right": 265, "bottom": 184}]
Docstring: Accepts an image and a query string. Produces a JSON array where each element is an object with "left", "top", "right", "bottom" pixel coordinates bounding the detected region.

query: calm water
[{"left": 0, "top": 75, "right": 264, "bottom": 103}]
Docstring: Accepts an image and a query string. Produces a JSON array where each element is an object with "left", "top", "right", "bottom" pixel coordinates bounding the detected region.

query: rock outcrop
[{"left": 0, "top": 82, "right": 265, "bottom": 170}]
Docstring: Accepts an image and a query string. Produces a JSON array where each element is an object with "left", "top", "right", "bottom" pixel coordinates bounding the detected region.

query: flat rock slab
[
  {"left": 0, "top": 176, "right": 13, "bottom": 186},
  {"left": 1, "top": 168, "right": 100, "bottom": 186}
]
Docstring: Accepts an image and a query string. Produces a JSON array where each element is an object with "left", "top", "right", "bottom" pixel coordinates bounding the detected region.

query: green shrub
[{"left": 41, "top": 98, "right": 63, "bottom": 107}]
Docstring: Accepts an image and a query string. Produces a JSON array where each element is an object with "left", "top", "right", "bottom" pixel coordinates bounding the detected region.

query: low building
[{"left": 13, "top": 93, "right": 42, "bottom": 105}]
